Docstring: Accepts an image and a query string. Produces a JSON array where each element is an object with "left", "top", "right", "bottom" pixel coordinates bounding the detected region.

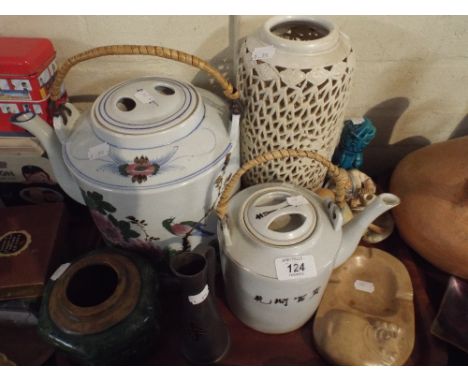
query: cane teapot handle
[
  {"left": 49, "top": 45, "right": 239, "bottom": 102},
  {"left": 215, "top": 149, "right": 348, "bottom": 220}
]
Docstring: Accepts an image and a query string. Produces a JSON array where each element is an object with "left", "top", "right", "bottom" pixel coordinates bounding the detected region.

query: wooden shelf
[
  {"left": 142, "top": 231, "right": 449, "bottom": 366},
  {"left": 12, "top": 202, "right": 468, "bottom": 365}
]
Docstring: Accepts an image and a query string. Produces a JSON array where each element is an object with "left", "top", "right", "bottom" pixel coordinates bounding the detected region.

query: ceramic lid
[
  {"left": 63, "top": 78, "right": 231, "bottom": 191},
  {"left": 91, "top": 77, "right": 204, "bottom": 149},
  {"left": 243, "top": 187, "right": 317, "bottom": 246}
]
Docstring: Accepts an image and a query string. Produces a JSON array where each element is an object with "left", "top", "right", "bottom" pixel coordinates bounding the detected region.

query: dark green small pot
[{"left": 38, "top": 248, "right": 160, "bottom": 365}]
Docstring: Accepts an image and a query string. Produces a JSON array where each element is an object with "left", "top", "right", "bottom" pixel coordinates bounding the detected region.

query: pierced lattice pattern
[{"left": 237, "top": 42, "right": 355, "bottom": 190}]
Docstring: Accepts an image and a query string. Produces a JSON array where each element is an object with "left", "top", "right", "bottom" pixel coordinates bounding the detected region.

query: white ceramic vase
[{"left": 237, "top": 16, "right": 355, "bottom": 190}]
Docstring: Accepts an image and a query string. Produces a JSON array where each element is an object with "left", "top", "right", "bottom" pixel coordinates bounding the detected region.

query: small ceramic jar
[
  {"left": 215, "top": 150, "right": 400, "bottom": 334},
  {"left": 218, "top": 183, "right": 399, "bottom": 334}
]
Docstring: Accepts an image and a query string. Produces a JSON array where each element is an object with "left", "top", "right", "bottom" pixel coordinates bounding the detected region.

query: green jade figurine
[{"left": 333, "top": 118, "right": 376, "bottom": 170}]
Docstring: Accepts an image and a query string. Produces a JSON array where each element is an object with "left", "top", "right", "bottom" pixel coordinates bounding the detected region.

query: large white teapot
[
  {"left": 216, "top": 150, "right": 400, "bottom": 334},
  {"left": 11, "top": 45, "right": 241, "bottom": 255}
]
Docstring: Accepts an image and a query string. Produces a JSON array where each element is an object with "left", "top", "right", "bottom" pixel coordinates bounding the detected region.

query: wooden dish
[{"left": 313, "top": 246, "right": 415, "bottom": 365}]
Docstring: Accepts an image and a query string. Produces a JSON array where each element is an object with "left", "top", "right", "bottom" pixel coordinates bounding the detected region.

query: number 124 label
[{"left": 275, "top": 256, "right": 317, "bottom": 280}]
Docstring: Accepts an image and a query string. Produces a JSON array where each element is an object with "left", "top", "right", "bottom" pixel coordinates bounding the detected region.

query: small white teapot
[{"left": 216, "top": 149, "right": 400, "bottom": 334}]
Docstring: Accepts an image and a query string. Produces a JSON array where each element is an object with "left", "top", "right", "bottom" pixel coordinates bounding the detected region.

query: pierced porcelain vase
[{"left": 237, "top": 16, "right": 355, "bottom": 190}]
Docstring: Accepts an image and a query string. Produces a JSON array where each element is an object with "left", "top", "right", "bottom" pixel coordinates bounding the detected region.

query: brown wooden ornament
[{"left": 390, "top": 136, "right": 468, "bottom": 279}]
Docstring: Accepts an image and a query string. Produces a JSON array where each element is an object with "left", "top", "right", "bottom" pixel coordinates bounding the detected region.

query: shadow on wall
[
  {"left": 361, "top": 97, "right": 431, "bottom": 176},
  {"left": 449, "top": 114, "right": 468, "bottom": 140},
  {"left": 192, "top": 47, "right": 235, "bottom": 100},
  {"left": 362, "top": 98, "right": 468, "bottom": 176},
  {"left": 191, "top": 18, "right": 239, "bottom": 98}
]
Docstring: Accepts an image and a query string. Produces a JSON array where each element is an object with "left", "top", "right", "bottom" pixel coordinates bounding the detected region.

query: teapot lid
[
  {"left": 91, "top": 77, "right": 204, "bottom": 149},
  {"left": 243, "top": 187, "right": 317, "bottom": 246}
]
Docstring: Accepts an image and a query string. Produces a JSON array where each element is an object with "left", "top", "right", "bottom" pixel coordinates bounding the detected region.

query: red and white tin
[{"left": 0, "top": 37, "right": 60, "bottom": 135}]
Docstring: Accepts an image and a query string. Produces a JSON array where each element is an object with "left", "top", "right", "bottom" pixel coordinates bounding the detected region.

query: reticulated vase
[{"left": 237, "top": 15, "right": 355, "bottom": 189}]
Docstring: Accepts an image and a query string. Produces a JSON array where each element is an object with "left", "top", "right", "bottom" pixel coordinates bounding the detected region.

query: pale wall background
[{"left": 1, "top": 15, "right": 467, "bottom": 175}]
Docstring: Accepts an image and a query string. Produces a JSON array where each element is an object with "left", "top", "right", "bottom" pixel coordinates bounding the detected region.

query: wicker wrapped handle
[
  {"left": 216, "top": 149, "right": 348, "bottom": 220},
  {"left": 50, "top": 45, "right": 240, "bottom": 102}
]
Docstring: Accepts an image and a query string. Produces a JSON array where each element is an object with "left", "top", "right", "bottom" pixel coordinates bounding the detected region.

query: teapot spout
[
  {"left": 334, "top": 193, "right": 400, "bottom": 268},
  {"left": 10, "top": 112, "right": 85, "bottom": 205}
]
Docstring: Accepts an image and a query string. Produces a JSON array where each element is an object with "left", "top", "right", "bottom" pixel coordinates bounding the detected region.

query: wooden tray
[{"left": 313, "top": 246, "right": 414, "bottom": 365}]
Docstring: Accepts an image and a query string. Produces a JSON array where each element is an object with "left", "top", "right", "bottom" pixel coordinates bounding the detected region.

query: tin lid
[
  {"left": 0, "top": 37, "right": 55, "bottom": 76},
  {"left": 243, "top": 188, "right": 317, "bottom": 246}
]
